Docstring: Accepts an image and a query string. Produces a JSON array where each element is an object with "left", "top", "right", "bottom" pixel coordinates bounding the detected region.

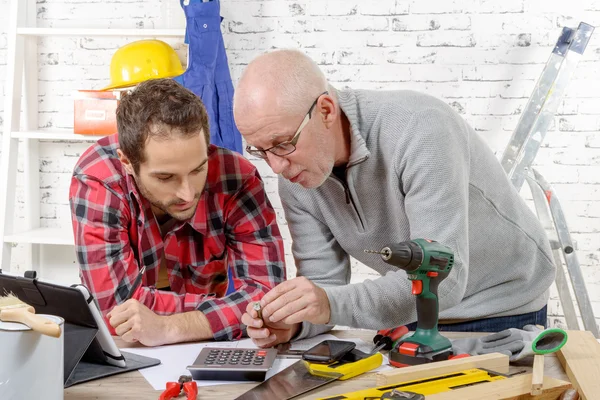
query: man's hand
[
  {"left": 108, "top": 300, "right": 213, "bottom": 346},
  {"left": 108, "top": 299, "right": 169, "bottom": 346},
  {"left": 262, "top": 277, "right": 331, "bottom": 326},
  {"left": 241, "top": 301, "right": 300, "bottom": 348}
]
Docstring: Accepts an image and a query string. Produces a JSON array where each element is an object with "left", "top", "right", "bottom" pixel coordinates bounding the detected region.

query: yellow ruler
[{"left": 318, "top": 368, "right": 506, "bottom": 399}]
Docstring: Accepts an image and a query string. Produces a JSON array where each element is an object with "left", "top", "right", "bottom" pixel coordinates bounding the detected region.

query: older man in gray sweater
[{"left": 234, "top": 49, "right": 555, "bottom": 347}]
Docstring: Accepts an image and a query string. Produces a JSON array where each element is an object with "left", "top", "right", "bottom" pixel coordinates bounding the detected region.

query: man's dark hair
[{"left": 116, "top": 78, "right": 210, "bottom": 173}]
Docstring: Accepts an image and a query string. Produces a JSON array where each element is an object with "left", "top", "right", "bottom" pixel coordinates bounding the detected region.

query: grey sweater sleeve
[
  {"left": 279, "top": 181, "right": 348, "bottom": 339},
  {"left": 324, "top": 107, "right": 471, "bottom": 328}
]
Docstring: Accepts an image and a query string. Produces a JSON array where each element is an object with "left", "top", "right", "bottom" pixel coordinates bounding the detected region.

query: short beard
[{"left": 133, "top": 175, "right": 200, "bottom": 221}]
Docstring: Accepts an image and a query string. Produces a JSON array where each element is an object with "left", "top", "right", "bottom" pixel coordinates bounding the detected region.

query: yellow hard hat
[{"left": 102, "top": 39, "right": 185, "bottom": 90}]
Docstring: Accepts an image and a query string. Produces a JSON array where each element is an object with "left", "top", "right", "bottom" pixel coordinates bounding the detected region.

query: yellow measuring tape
[{"left": 318, "top": 368, "right": 506, "bottom": 399}]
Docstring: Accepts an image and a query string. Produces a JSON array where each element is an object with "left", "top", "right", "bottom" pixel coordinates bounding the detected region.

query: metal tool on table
[
  {"left": 365, "top": 238, "right": 455, "bottom": 367},
  {"left": 275, "top": 349, "right": 307, "bottom": 359},
  {"left": 274, "top": 342, "right": 307, "bottom": 359},
  {"left": 379, "top": 390, "right": 425, "bottom": 399},
  {"left": 530, "top": 328, "right": 568, "bottom": 395},
  {"left": 234, "top": 340, "right": 383, "bottom": 400},
  {"left": 159, "top": 374, "right": 198, "bottom": 400}
]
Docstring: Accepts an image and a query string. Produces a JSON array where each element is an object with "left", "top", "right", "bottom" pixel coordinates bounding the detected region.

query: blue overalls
[
  {"left": 175, "top": 0, "right": 243, "bottom": 296},
  {"left": 175, "top": 0, "right": 243, "bottom": 155}
]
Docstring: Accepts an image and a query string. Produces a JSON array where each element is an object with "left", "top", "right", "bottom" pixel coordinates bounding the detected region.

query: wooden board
[
  {"left": 532, "top": 354, "right": 545, "bottom": 395},
  {"left": 556, "top": 330, "right": 600, "bottom": 400},
  {"left": 375, "top": 353, "right": 509, "bottom": 385},
  {"left": 426, "top": 374, "right": 571, "bottom": 400}
]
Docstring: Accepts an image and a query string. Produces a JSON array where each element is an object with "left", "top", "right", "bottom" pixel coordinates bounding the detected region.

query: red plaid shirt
[{"left": 69, "top": 134, "right": 285, "bottom": 340}]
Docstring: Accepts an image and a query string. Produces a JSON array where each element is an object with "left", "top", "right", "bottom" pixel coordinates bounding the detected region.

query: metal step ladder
[{"left": 500, "top": 22, "right": 598, "bottom": 337}]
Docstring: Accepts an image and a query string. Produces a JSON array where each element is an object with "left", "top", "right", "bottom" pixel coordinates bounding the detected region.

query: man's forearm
[{"left": 164, "top": 310, "right": 213, "bottom": 343}]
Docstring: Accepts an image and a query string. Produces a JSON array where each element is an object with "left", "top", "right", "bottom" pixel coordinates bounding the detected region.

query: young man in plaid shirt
[{"left": 69, "top": 79, "right": 285, "bottom": 346}]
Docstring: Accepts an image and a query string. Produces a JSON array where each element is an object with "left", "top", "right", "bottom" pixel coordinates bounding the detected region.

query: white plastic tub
[{"left": 0, "top": 314, "right": 64, "bottom": 400}]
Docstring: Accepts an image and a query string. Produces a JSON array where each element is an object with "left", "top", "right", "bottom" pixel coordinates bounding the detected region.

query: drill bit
[
  {"left": 364, "top": 248, "right": 392, "bottom": 258},
  {"left": 253, "top": 302, "right": 263, "bottom": 320}
]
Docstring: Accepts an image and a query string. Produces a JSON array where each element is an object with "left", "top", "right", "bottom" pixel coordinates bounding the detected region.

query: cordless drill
[{"left": 365, "top": 238, "right": 455, "bottom": 367}]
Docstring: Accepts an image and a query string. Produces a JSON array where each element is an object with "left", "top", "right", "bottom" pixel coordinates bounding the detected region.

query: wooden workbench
[{"left": 64, "top": 330, "right": 571, "bottom": 400}]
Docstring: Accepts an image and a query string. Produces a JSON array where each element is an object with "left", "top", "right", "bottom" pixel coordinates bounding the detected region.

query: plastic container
[{"left": 0, "top": 314, "right": 65, "bottom": 400}]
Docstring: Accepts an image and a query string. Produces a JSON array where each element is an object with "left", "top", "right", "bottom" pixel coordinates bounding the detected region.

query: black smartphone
[{"left": 302, "top": 340, "right": 356, "bottom": 363}]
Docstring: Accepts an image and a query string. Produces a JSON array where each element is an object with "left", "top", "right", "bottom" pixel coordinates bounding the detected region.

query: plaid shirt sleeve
[
  {"left": 69, "top": 174, "right": 225, "bottom": 334},
  {"left": 198, "top": 168, "right": 286, "bottom": 340}
]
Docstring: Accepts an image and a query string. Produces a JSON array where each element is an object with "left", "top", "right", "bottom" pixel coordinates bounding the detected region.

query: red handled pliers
[{"left": 159, "top": 375, "right": 198, "bottom": 400}]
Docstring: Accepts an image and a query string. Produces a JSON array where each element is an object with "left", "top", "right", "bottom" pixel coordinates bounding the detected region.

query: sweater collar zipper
[{"left": 330, "top": 168, "right": 364, "bottom": 230}]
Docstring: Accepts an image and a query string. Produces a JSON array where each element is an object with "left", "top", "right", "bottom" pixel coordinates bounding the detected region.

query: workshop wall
[{"left": 0, "top": 0, "right": 598, "bottom": 328}]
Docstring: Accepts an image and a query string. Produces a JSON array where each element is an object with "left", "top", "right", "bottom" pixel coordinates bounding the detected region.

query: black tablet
[{"left": 0, "top": 272, "right": 160, "bottom": 387}]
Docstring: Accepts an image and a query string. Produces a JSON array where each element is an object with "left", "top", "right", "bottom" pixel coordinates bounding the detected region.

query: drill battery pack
[{"left": 390, "top": 341, "right": 454, "bottom": 368}]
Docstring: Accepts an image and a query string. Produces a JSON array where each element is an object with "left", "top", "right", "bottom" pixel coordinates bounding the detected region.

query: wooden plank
[
  {"left": 375, "top": 353, "right": 509, "bottom": 385},
  {"left": 532, "top": 354, "right": 545, "bottom": 395},
  {"left": 556, "top": 330, "right": 600, "bottom": 400},
  {"left": 426, "top": 374, "right": 571, "bottom": 400}
]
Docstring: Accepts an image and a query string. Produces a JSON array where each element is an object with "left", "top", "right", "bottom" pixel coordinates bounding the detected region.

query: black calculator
[{"left": 186, "top": 347, "right": 278, "bottom": 381}]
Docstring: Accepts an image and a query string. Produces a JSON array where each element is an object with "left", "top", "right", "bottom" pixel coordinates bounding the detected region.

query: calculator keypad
[
  {"left": 202, "top": 348, "right": 271, "bottom": 366},
  {"left": 188, "top": 347, "right": 278, "bottom": 378}
]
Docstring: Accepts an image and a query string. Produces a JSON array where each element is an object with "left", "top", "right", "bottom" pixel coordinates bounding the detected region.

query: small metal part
[
  {"left": 364, "top": 249, "right": 384, "bottom": 254},
  {"left": 253, "top": 302, "right": 263, "bottom": 320},
  {"left": 381, "top": 389, "right": 425, "bottom": 399},
  {"left": 508, "top": 369, "right": 529, "bottom": 377},
  {"left": 276, "top": 349, "right": 305, "bottom": 359},
  {"left": 364, "top": 247, "right": 392, "bottom": 260}
]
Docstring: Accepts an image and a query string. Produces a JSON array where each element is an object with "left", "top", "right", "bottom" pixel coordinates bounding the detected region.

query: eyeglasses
[{"left": 245, "top": 91, "right": 329, "bottom": 159}]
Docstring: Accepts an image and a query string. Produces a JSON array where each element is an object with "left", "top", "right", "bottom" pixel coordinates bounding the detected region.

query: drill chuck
[{"left": 378, "top": 241, "right": 424, "bottom": 272}]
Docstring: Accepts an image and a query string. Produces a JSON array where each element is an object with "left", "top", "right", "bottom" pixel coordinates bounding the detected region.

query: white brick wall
[{"left": 0, "top": 0, "right": 598, "bottom": 329}]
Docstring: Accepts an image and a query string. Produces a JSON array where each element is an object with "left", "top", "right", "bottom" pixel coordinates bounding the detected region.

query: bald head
[{"left": 234, "top": 49, "right": 329, "bottom": 121}]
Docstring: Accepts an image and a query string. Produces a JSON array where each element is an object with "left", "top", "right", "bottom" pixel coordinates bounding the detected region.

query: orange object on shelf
[{"left": 74, "top": 90, "right": 122, "bottom": 135}]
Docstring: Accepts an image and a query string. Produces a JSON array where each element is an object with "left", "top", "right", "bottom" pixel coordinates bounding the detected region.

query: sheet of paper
[
  {"left": 122, "top": 337, "right": 315, "bottom": 390},
  {"left": 123, "top": 341, "right": 242, "bottom": 390},
  {"left": 122, "top": 334, "right": 392, "bottom": 390}
]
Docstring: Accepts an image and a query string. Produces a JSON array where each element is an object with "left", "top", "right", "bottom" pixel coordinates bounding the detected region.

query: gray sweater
[{"left": 280, "top": 88, "right": 556, "bottom": 340}]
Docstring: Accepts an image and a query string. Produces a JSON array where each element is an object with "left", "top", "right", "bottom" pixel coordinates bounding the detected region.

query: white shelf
[
  {"left": 12, "top": 130, "right": 107, "bottom": 141},
  {"left": 17, "top": 28, "right": 185, "bottom": 37},
  {"left": 4, "top": 227, "right": 74, "bottom": 246}
]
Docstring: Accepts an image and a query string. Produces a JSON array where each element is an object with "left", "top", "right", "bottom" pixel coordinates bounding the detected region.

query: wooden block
[
  {"left": 556, "top": 330, "right": 600, "bottom": 400},
  {"left": 531, "top": 353, "right": 545, "bottom": 395},
  {"left": 375, "top": 353, "right": 509, "bottom": 386},
  {"left": 426, "top": 374, "right": 571, "bottom": 400}
]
